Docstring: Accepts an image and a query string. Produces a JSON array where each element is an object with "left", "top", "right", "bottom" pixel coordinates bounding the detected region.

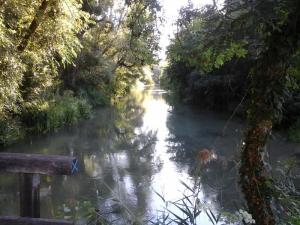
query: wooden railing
[{"left": 0, "top": 153, "right": 79, "bottom": 225}]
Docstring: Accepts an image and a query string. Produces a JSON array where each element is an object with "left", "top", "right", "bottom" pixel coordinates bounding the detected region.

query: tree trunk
[
  {"left": 239, "top": 63, "right": 283, "bottom": 225},
  {"left": 239, "top": 3, "right": 300, "bottom": 225},
  {"left": 18, "top": 0, "right": 49, "bottom": 52},
  {"left": 18, "top": 0, "right": 49, "bottom": 101},
  {"left": 240, "top": 120, "right": 275, "bottom": 225},
  {"left": 239, "top": 3, "right": 300, "bottom": 223}
]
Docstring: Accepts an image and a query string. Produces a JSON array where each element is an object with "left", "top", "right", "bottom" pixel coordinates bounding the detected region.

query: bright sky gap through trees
[{"left": 158, "top": 0, "right": 224, "bottom": 60}]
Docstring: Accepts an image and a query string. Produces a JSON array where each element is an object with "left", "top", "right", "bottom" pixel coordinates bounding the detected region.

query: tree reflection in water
[
  {"left": 165, "top": 105, "right": 244, "bottom": 213},
  {"left": 0, "top": 88, "right": 299, "bottom": 224},
  {"left": 0, "top": 88, "right": 160, "bottom": 224},
  {"left": 164, "top": 93, "right": 299, "bottom": 216}
]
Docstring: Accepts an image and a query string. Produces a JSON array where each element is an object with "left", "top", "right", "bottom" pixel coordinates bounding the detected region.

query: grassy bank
[
  {"left": 24, "top": 93, "right": 92, "bottom": 133},
  {"left": 0, "top": 92, "right": 93, "bottom": 146}
]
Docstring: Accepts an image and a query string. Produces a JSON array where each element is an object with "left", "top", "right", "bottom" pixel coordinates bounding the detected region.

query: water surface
[{"left": 0, "top": 87, "right": 299, "bottom": 224}]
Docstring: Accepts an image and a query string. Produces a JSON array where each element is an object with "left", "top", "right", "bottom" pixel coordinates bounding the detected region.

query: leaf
[
  {"left": 205, "top": 210, "right": 216, "bottom": 225},
  {"left": 167, "top": 209, "right": 190, "bottom": 225},
  {"left": 180, "top": 180, "right": 194, "bottom": 193},
  {"left": 154, "top": 189, "right": 166, "bottom": 203}
]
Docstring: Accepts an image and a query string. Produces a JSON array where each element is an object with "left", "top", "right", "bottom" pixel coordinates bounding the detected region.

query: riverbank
[
  {"left": 160, "top": 75, "right": 300, "bottom": 142},
  {"left": 0, "top": 92, "right": 95, "bottom": 147}
]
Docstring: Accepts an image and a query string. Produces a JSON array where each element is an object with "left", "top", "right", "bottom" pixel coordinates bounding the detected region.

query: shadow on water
[{"left": 0, "top": 86, "right": 299, "bottom": 224}]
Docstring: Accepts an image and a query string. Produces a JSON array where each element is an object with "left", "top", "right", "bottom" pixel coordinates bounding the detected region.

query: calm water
[{"left": 0, "top": 87, "right": 299, "bottom": 224}]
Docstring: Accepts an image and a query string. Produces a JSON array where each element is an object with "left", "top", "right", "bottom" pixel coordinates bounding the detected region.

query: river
[{"left": 0, "top": 86, "right": 299, "bottom": 224}]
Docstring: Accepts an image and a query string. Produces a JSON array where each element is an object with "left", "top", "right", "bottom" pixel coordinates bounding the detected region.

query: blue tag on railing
[{"left": 71, "top": 159, "right": 78, "bottom": 175}]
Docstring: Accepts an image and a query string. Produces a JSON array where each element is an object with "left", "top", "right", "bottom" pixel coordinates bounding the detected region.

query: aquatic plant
[{"left": 151, "top": 181, "right": 256, "bottom": 225}]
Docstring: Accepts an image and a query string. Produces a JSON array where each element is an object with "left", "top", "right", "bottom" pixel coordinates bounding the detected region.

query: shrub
[
  {"left": 78, "top": 87, "right": 110, "bottom": 107},
  {"left": 289, "top": 217, "right": 300, "bottom": 225},
  {"left": 0, "top": 119, "right": 24, "bottom": 146},
  {"left": 77, "top": 98, "right": 92, "bottom": 119},
  {"left": 24, "top": 93, "right": 92, "bottom": 133}
]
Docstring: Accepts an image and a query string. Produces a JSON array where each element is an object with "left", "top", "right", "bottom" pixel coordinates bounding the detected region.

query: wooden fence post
[
  {"left": 20, "top": 173, "right": 40, "bottom": 218},
  {"left": 0, "top": 152, "right": 78, "bottom": 225}
]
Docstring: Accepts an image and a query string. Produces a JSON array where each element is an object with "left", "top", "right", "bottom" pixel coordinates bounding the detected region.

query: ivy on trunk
[{"left": 239, "top": 3, "right": 300, "bottom": 224}]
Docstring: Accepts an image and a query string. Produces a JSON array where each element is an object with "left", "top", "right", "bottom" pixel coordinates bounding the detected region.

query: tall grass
[
  {"left": 25, "top": 93, "right": 92, "bottom": 133},
  {"left": 151, "top": 181, "right": 222, "bottom": 225},
  {"left": 151, "top": 181, "right": 255, "bottom": 225}
]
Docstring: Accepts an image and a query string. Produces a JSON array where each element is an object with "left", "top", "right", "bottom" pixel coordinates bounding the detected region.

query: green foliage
[
  {"left": 0, "top": 0, "right": 161, "bottom": 145},
  {"left": 0, "top": 119, "right": 24, "bottom": 146},
  {"left": 159, "top": 72, "right": 173, "bottom": 90},
  {"left": 289, "top": 217, "right": 300, "bottom": 225},
  {"left": 164, "top": 0, "right": 300, "bottom": 124},
  {"left": 24, "top": 93, "right": 91, "bottom": 133},
  {"left": 163, "top": 3, "right": 252, "bottom": 109},
  {"left": 166, "top": 4, "right": 248, "bottom": 75},
  {"left": 0, "top": 0, "right": 90, "bottom": 103},
  {"left": 79, "top": 87, "right": 110, "bottom": 107},
  {"left": 164, "top": 2, "right": 300, "bottom": 224},
  {"left": 0, "top": 0, "right": 90, "bottom": 143}
]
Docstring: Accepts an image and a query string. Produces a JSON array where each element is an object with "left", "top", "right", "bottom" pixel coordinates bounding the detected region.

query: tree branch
[{"left": 18, "top": 0, "right": 49, "bottom": 52}]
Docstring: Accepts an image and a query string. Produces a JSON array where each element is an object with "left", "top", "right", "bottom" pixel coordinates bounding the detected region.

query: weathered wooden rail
[{"left": 0, "top": 152, "right": 79, "bottom": 225}]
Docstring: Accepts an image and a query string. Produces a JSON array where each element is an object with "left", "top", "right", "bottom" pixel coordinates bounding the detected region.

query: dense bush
[
  {"left": 0, "top": 0, "right": 161, "bottom": 146},
  {"left": 0, "top": 119, "right": 24, "bottom": 146},
  {"left": 23, "top": 93, "right": 92, "bottom": 133},
  {"left": 163, "top": 3, "right": 300, "bottom": 128}
]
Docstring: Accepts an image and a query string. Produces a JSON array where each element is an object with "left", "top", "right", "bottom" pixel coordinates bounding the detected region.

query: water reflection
[
  {"left": 0, "top": 86, "right": 299, "bottom": 224},
  {"left": 164, "top": 92, "right": 300, "bottom": 213}
]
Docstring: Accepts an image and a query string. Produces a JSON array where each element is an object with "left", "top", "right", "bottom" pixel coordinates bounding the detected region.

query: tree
[
  {"left": 0, "top": 0, "right": 161, "bottom": 145},
  {"left": 166, "top": 1, "right": 300, "bottom": 224},
  {"left": 230, "top": 1, "right": 300, "bottom": 224},
  {"left": 64, "top": 0, "right": 161, "bottom": 100},
  {"left": 0, "top": 0, "right": 91, "bottom": 144}
]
